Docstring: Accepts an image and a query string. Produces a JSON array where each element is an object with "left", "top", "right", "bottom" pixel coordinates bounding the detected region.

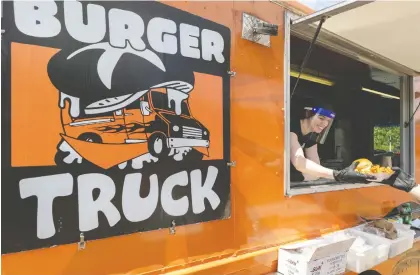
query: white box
[{"left": 277, "top": 237, "right": 355, "bottom": 275}]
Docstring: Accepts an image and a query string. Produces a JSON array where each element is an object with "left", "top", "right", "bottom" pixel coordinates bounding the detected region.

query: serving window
[{"left": 283, "top": 6, "right": 416, "bottom": 196}]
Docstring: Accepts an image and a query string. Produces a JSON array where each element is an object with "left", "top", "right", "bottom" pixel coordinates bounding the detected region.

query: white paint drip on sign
[
  {"left": 59, "top": 140, "right": 83, "bottom": 164},
  {"left": 118, "top": 161, "right": 128, "bottom": 170},
  {"left": 167, "top": 88, "right": 188, "bottom": 115},
  {"left": 131, "top": 153, "right": 158, "bottom": 169},
  {"left": 59, "top": 92, "right": 80, "bottom": 118},
  {"left": 169, "top": 147, "right": 192, "bottom": 161}
]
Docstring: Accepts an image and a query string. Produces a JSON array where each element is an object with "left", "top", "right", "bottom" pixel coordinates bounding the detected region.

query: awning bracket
[{"left": 291, "top": 16, "right": 327, "bottom": 98}]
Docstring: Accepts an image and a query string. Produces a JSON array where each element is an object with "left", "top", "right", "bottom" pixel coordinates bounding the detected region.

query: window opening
[{"left": 287, "top": 32, "right": 405, "bottom": 194}]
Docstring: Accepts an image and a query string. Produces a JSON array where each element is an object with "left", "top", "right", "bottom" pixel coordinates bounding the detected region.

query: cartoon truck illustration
[
  {"left": 47, "top": 43, "right": 210, "bottom": 169},
  {"left": 61, "top": 83, "right": 210, "bottom": 159}
]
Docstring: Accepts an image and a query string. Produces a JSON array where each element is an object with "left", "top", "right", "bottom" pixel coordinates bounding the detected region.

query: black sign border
[{"left": 1, "top": 0, "right": 231, "bottom": 254}]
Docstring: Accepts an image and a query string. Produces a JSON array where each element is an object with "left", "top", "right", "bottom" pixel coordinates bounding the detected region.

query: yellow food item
[
  {"left": 353, "top": 158, "right": 393, "bottom": 174},
  {"left": 353, "top": 158, "right": 373, "bottom": 174}
]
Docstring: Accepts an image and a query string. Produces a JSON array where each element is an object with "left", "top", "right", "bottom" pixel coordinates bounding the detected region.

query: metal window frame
[
  {"left": 400, "top": 76, "right": 415, "bottom": 175},
  {"left": 283, "top": 10, "right": 415, "bottom": 197}
]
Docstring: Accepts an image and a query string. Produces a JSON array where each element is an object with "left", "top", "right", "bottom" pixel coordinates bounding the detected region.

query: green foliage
[{"left": 374, "top": 126, "right": 400, "bottom": 152}]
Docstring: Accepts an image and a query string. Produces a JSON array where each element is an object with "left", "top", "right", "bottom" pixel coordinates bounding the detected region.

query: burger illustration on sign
[{"left": 48, "top": 41, "right": 210, "bottom": 170}]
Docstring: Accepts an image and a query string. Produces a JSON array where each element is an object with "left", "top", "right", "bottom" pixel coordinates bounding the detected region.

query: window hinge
[
  {"left": 169, "top": 220, "right": 176, "bottom": 235},
  {"left": 227, "top": 161, "right": 236, "bottom": 167},
  {"left": 78, "top": 233, "right": 86, "bottom": 250},
  {"left": 228, "top": 71, "right": 236, "bottom": 77}
]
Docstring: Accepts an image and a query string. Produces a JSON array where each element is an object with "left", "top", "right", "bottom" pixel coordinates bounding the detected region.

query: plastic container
[
  {"left": 350, "top": 222, "right": 415, "bottom": 258},
  {"left": 345, "top": 230, "right": 390, "bottom": 272},
  {"left": 323, "top": 229, "right": 390, "bottom": 273}
]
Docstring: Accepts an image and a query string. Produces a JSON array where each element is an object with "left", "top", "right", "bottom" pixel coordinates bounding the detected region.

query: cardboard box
[{"left": 277, "top": 237, "right": 355, "bottom": 275}]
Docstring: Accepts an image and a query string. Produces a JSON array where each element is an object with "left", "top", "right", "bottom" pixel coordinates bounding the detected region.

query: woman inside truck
[{"left": 290, "top": 98, "right": 375, "bottom": 184}]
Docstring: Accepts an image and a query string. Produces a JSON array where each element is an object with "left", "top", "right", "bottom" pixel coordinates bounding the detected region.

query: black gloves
[
  {"left": 333, "top": 162, "right": 376, "bottom": 183},
  {"left": 380, "top": 167, "right": 416, "bottom": 192},
  {"left": 333, "top": 162, "right": 417, "bottom": 192}
]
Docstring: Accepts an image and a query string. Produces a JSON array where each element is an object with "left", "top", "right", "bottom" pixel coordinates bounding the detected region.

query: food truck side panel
[{"left": 1, "top": 1, "right": 415, "bottom": 275}]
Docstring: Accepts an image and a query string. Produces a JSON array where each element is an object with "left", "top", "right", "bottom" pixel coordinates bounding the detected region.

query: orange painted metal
[{"left": 1, "top": 2, "right": 416, "bottom": 275}]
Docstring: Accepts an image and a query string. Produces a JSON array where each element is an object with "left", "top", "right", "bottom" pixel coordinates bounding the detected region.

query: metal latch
[
  {"left": 227, "top": 161, "right": 236, "bottom": 167},
  {"left": 227, "top": 70, "right": 236, "bottom": 77},
  {"left": 169, "top": 220, "right": 176, "bottom": 235},
  {"left": 78, "top": 233, "right": 86, "bottom": 250}
]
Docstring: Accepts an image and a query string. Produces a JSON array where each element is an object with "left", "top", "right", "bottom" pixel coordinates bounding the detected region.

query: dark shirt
[{"left": 290, "top": 117, "right": 317, "bottom": 182}]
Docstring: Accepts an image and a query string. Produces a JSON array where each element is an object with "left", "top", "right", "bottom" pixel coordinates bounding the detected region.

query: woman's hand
[
  {"left": 333, "top": 162, "right": 377, "bottom": 183},
  {"left": 380, "top": 168, "right": 416, "bottom": 192}
]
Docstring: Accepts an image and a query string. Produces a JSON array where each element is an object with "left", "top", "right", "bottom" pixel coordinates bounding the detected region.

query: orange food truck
[{"left": 2, "top": 1, "right": 420, "bottom": 275}]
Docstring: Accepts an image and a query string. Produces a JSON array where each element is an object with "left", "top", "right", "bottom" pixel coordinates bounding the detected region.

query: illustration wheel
[
  {"left": 77, "top": 133, "right": 102, "bottom": 143},
  {"left": 148, "top": 133, "right": 169, "bottom": 157}
]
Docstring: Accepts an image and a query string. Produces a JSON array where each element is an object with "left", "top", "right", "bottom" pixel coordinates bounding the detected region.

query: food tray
[
  {"left": 323, "top": 230, "right": 390, "bottom": 273},
  {"left": 370, "top": 172, "right": 394, "bottom": 182},
  {"left": 350, "top": 223, "right": 415, "bottom": 258}
]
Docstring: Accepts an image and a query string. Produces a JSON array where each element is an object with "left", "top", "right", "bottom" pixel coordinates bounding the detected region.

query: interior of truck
[{"left": 289, "top": 34, "right": 402, "bottom": 189}]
